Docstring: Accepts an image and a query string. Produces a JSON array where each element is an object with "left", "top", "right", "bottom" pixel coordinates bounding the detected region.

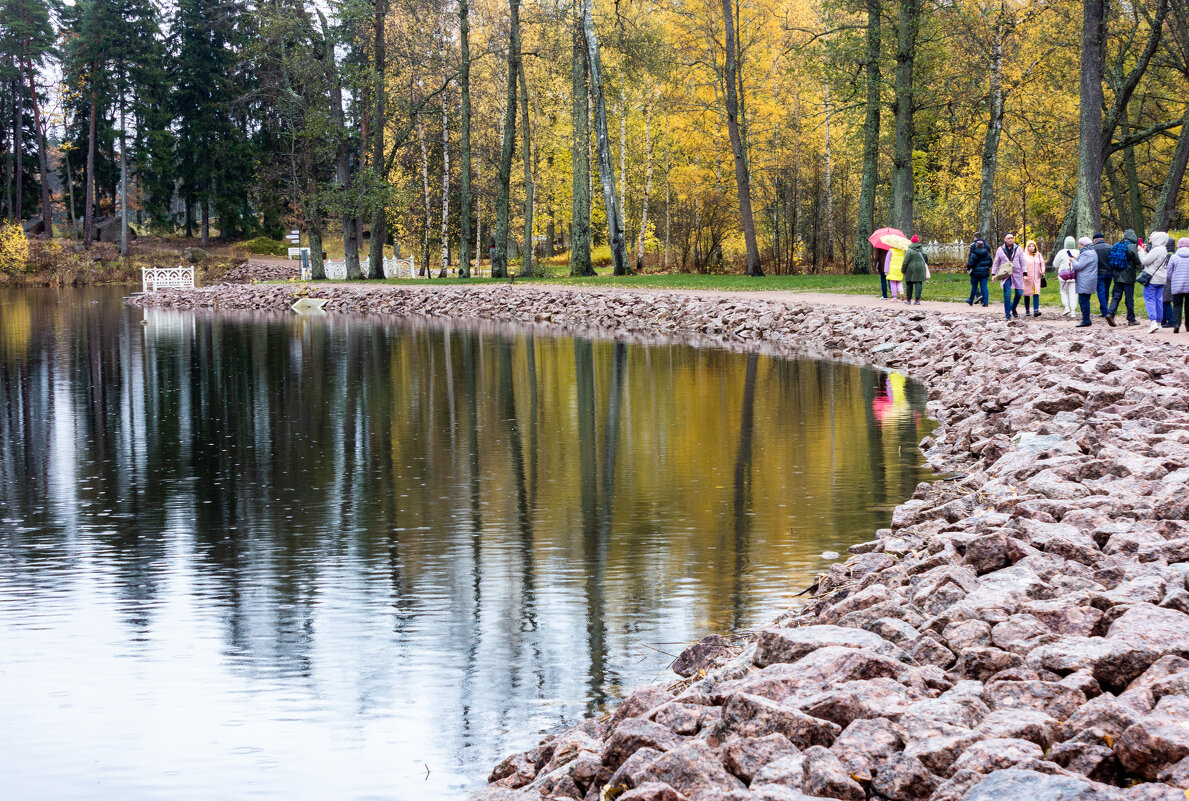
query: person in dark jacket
[
  {"left": 1092, "top": 232, "right": 1113, "bottom": 316},
  {"left": 966, "top": 236, "right": 992, "bottom": 306},
  {"left": 874, "top": 246, "right": 889, "bottom": 298},
  {"left": 1105, "top": 228, "right": 1140, "bottom": 326},
  {"left": 902, "top": 236, "right": 928, "bottom": 305}
]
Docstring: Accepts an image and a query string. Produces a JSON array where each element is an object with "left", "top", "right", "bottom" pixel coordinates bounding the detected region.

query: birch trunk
[
  {"left": 663, "top": 149, "right": 671, "bottom": 269},
  {"left": 519, "top": 61, "right": 535, "bottom": 277},
  {"left": 418, "top": 117, "right": 431, "bottom": 276},
  {"left": 854, "top": 0, "right": 880, "bottom": 274},
  {"left": 822, "top": 87, "right": 835, "bottom": 263},
  {"left": 475, "top": 158, "right": 482, "bottom": 276},
  {"left": 368, "top": 0, "right": 388, "bottom": 280},
  {"left": 619, "top": 99, "right": 626, "bottom": 250},
  {"left": 582, "top": 0, "right": 628, "bottom": 275},
  {"left": 890, "top": 0, "right": 919, "bottom": 235},
  {"left": 569, "top": 16, "right": 594, "bottom": 276},
  {"left": 720, "top": 0, "right": 762, "bottom": 274},
  {"left": 493, "top": 0, "right": 521, "bottom": 278},
  {"left": 636, "top": 97, "right": 653, "bottom": 272},
  {"left": 977, "top": 21, "right": 1003, "bottom": 239},
  {"left": 458, "top": 0, "right": 472, "bottom": 277}
]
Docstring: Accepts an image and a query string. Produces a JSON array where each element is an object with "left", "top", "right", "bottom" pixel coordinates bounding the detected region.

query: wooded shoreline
[{"left": 129, "top": 284, "right": 1189, "bottom": 800}]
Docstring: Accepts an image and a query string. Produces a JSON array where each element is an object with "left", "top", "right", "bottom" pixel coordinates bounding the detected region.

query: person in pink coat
[
  {"left": 991, "top": 233, "right": 1026, "bottom": 320},
  {"left": 1021, "top": 239, "right": 1045, "bottom": 317}
]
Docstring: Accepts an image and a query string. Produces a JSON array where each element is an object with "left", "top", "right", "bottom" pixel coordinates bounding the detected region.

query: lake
[{"left": 0, "top": 287, "right": 933, "bottom": 800}]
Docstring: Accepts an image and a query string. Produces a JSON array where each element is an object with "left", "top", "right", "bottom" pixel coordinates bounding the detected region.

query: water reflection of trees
[{"left": 0, "top": 288, "right": 934, "bottom": 780}]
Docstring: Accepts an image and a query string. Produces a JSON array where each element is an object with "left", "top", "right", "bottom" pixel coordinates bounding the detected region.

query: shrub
[
  {"left": 0, "top": 221, "right": 29, "bottom": 274},
  {"left": 241, "top": 236, "right": 288, "bottom": 256}
]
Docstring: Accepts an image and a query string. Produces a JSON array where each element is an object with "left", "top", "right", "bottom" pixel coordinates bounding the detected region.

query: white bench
[
  {"left": 288, "top": 247, "right": 309, "bottom": 260},
  {"left": 142, "top": 265, "right": 195, "bottom": 292}
]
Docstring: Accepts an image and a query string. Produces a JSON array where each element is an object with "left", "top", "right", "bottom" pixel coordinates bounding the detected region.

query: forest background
[{"left": 2, "top": 0, "right": 1188, "bottom": 280}]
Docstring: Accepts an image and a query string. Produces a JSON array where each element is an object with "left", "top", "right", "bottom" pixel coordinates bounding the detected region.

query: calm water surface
[{"left": 0, "top": 287, "right": 933, "bottom": 801}]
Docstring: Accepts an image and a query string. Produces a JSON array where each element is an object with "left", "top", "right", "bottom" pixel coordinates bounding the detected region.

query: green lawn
[{"left": 317, "top": 269, "right": 1163, "bottom": 317}]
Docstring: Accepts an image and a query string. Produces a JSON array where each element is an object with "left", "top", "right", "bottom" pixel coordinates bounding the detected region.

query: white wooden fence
[
  {"left": 921, "top": 241, "right": 969, "bottom": 264},
  {"left": 321, "top": 257, "right": 420, "bottom": 280},
  {"left": 141, "top": 265, "right": 195, "bottom": 292}
]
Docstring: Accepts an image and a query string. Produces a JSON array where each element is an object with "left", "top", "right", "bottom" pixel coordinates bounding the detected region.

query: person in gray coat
[
  {"left": 1166, "top": 237, "right": 1189, "bottom": 332},
  {"left": 1073, "top": 236, "right": 1099, "bottom": 327}
]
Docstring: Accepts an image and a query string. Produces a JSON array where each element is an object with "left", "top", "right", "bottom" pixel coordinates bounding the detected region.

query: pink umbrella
[{"left": 868, "top": 227, "right": 905, "bottom": 248}]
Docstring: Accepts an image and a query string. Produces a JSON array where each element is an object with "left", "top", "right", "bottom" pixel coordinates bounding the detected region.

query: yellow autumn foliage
[{"left": 0, "top": 222, "right": 29, "bottom": 274}]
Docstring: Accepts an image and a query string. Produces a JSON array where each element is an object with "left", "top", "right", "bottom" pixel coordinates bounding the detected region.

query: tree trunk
[
  {"left": 664, "top": 149, "right": 671, "bottom": 270},
  {"left": 369, "top": 0, "right": 388, "bottom": 280},
  {"left": 25, "top": 61, "right": 51, "bottom": 235},
  {"left": 823, "top": 87, "right": 835, "bottom": 263},
  {"left": 120, "top": 101, "right": 128, "bottom": 256},
  {"left": 519, "top": 61, "right": 535, "bottom": 277},
  {"left": 720, "top": 0, "right": 761, "bottom": 275},
  {"left": 308, "top": 224, "right": 325, "bottom": 279},
  {"left": 1153, "top": 107, "right": 1189, "bottom": 230},
  {"left": 64, "top": 145, "right": 76, "bottom": 234},
  {"left": 618, "top": 98, "right": 626, "bottom": 251},
  {"left": 440, "top": 67, "right": 451, "bottom": 279},
  {"left": 475, "top": 157, "right": 483, "bottom": 275},
  {"left": 201, "top": 196, "right": 210, "bottom": 246},
  {"left": 583, "top": 0, "right": 628, "bottom": 275},
  {"left": 890, "top": 0, "right": 919, "bottom": 235},
  {"left": 1123, "top": 111, "right": 1143, "bottom": 234},
  {"left": 636, "top": 97, "right": 654, "bottom": 272},
  {"left": 977, "top": 21, "right": 1004, "bottom": 239},
  {"left": 1075, "top": 0, "right": 1106, "bottom": 236},
  {"left": 458, "top": 0, "right": 472, "bottom": 277},
  {"left": 419, "top": 117, "right": 431, "bottom": 276},
  {"left": 854, "top": 0, "right": 881, "bottom": 274},
  {"left": 570, "top": 17, "right": 594, "bottom": 276},
  {"left": 493, "top": 0, "right": 521, "bottom": 279},
  {"left": 14, "top": 76, "right": 23, "bottom": 223}
]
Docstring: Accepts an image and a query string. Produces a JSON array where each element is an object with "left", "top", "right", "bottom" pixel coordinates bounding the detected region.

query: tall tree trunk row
[
  {"left": 582, "top": 0, "right": 628, "bottom": 276},
  {"left": 720, "top": 0, "right": 761, "bottom": 275}
]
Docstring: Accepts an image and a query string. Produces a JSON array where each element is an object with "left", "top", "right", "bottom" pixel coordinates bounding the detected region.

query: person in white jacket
[
  {"left": 1140, "top": 231, "right": 1171, "bottom": 333},
  {"left": 1053, "top": 236, "right": 1079, "bottom": 317}
]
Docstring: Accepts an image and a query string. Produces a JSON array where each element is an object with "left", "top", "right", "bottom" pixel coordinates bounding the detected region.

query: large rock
[
  {"left": 1027, "top": 636, "right": 1160, "bottom": 692},
  {"left": 718, "top": 693, "right": 840, "bottom": 748},
  {"left": 829, "top": 717, "right": 900, "bottom": 782},
  {"left": 713, "top": 646, "right": 909, "bottom": 702},
  {"left": 634, "top": 741, "right": 747, "bottom": 798},
  {"left": 603, "top": 719, "right": 682, "bottom": 771},
  {"left": 950, "top": 738, "right": 1044, "bottom": 775},
  {"left": 800, "top": 745, "right": 864, "bottom": 800},
  {"left": 1115, "top": 695, "right": 1189, "bottom": 780},
  {"left": 1107, "top": 605, "right": 1189, "bottom": 656},
  {"left": 673, "top": 635, "right": 734, "bottom": 677},
  {"left": 720, "top": 734, "right": 798, "bottom": 784},
  {"left": 959, "top": 768, "right": 1118, "bottom": 801},
  {"left": 753, "top": 625, "right": 904, "bottom": 667}
]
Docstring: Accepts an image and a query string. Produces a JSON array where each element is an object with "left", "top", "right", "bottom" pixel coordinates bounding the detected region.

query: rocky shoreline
[{"left": 130, "top": 284, "right": 1189, "bottom": 801}]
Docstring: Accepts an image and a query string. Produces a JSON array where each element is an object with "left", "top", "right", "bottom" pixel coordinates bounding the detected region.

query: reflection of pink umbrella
[{"left": 868, "top": 227, "right": 905, "bottom": 248}]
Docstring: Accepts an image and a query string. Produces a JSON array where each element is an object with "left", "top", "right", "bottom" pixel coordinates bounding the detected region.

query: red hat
[{"left": 911, "top": 235, "right": 919, "bottom": 243}]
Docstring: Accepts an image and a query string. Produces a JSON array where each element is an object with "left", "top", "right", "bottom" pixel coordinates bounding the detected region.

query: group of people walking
[
  {"left": 1053, "top": 229, "right": 1189, "bottom": 331},
  {"left": 965, "top": 234, "right": 1047, "bottom": 319},
  {"left": 874, "top": 228, "right": 1189, "bottom": 333}
]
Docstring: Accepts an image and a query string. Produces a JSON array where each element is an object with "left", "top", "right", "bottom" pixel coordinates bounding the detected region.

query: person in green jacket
[{"left": 901, "top": 236, "right": 929, "bottom": 305}]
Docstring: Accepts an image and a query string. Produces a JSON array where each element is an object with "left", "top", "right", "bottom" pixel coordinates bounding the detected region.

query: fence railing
[{"left": 142, "top": 265, "right": 195, "bottom": 292}]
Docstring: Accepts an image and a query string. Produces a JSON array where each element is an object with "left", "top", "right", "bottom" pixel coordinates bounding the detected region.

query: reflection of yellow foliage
[
  {"left": 1, "top": 298, "right": 31, "bottom": 356},
  {"left": 0, "top": 222, "right": 29, "bottom": 274}
]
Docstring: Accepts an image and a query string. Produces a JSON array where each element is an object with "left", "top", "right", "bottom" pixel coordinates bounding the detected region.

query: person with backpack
[
  {"left": 966, "top": 236, "right": 992, "bottom": 306},
  {"left": 1105, "top": 228, "right": 1141, "bottom": 327},
  {"left": 902, "top": 235, "right": 928, "bottom": 305},
  {"left": 1092, "top": 232, "right": 1113, "bottom": 316},
  {"left": 1053, "top": 236, "right": 1080, "bottom": 317},
  {"left": 1072, "top": 236, "right": 1098, "bottom": 327},
  {"left": 991, "top": 233, "right": 1025, "bottom": 320},
  {"left": 1139, "top": 231, "right": 1171, "bottom": 333},
  {"left": 1022, "top": 239, "right": 1045, "bottom": 317}
]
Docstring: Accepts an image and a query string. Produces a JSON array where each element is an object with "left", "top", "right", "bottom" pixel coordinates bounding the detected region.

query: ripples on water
[{"left": 0, "top": 287, "right": 933, "bottom": 800}]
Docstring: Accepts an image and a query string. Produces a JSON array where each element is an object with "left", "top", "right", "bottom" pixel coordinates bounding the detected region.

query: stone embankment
[{"left": 130, "top": 284, "right": 1189, "bottom": 801}]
